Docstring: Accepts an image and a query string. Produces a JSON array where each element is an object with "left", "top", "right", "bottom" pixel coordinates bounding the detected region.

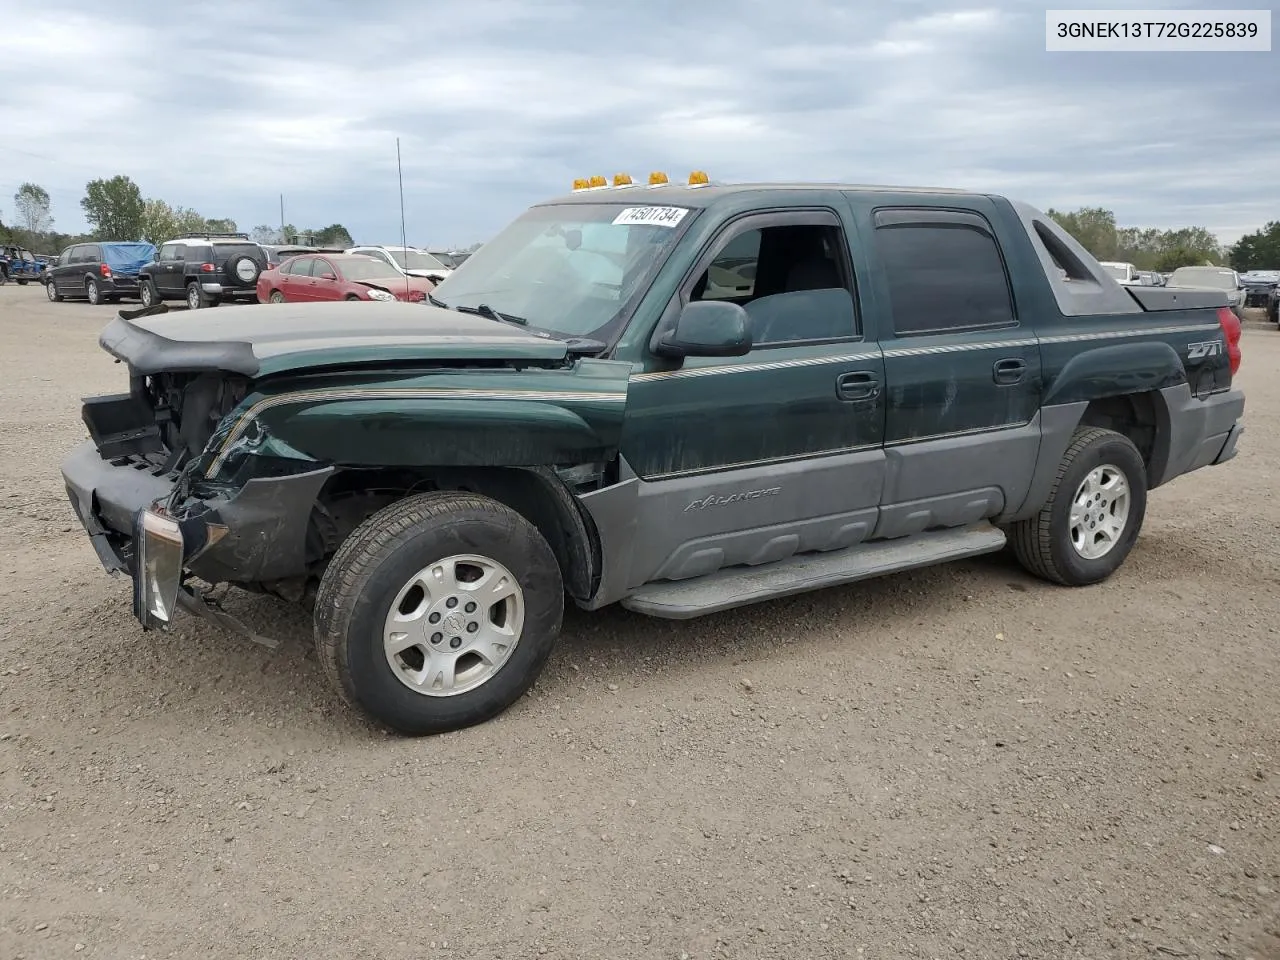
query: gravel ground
[{"left": 0, "top": 283, "right": 1277, "bottom": 960}]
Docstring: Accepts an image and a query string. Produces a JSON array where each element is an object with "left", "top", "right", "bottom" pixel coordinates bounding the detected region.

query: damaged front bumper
[{"left": 61, "top": 439, "right": 332, "bottom": 642}]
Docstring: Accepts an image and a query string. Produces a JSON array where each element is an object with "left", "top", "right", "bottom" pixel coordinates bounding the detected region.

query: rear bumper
[{"left": 1153, "top": 387, "right": 1246, "bottom": 485}]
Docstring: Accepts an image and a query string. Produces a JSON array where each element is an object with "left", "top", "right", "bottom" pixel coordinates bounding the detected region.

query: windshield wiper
[
  {"left": 427, "top": 292, "right": 448, "bottom": 308},
  {"left": 455, "top": 303, "right": 528, "bottom": 326}
]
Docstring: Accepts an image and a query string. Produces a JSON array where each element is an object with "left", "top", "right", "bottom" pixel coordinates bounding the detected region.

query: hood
[
  {"left": 98, "top": 301, "right": 571, "bottom": 378},
  {"left": 403, "top": 267, "right": 452, "bottom": 280}
]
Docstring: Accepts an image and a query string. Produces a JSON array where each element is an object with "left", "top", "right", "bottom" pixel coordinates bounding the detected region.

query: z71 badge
[{"left": 1186, "top": 340, "right": 1224, "bottom": 359}]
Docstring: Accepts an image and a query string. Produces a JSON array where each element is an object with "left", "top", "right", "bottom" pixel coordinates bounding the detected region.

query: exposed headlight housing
[
  {"left": 367, "top": 289, "right": 396, "bottom": 302},
  {"left": 133, "top": 507, "right": 184, "bottom": 627}
]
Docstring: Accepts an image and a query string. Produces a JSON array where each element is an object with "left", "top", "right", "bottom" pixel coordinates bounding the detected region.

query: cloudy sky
[{"left": 1, "top": 0, "right": 1275, "bottom": 248}]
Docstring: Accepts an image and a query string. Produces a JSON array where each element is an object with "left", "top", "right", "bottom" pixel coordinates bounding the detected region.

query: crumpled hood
[{"left": 99, "top": 300, "right": 570, "bottom": 378}]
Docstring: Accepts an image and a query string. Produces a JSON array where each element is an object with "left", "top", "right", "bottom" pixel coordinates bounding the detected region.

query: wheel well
[
  {"left": 305, "top": 466, "right": 599, "bottom": 603},
  {"left": 1078, "top": 393, "right": 1158, "bottom": 474}
]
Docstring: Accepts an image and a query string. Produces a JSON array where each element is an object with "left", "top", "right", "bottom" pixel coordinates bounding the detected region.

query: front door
[
  {"left": 619, "top": 207, "right": 887, "bottom": 588},
  {"left": 852, "top": 198, "right": 1043, "bottom": 539}
]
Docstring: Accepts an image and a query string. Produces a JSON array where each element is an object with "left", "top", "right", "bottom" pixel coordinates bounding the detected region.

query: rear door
[{"left": 850, "top": 197, "right": 1043, "bottom": 538}]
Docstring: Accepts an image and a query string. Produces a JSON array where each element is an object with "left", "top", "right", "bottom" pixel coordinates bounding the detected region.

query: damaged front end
[{"left": 63, "top": 360, "right": 332, "bottom": 645}]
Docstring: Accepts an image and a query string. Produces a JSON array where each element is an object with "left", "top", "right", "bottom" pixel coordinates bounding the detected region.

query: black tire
[
  {"left": 1008, "top": 427, "right": 1147, "bottom": 586},
  {"left": 46, "top": 278, "right": 61, "bottom": 302},
  {"left": 267, "top": 290, "right": 285, "bottom": 304},
  {"left": 16, "top": 278, "right": 27, "bottom": 286},
  {"left": 140, "top": 279, "right": 159, "bottom": 308},
  {"left": 85, "top": 277, "right": 101, "bottom": 305},
  {"left": 315, "top": 491, "right": 564, "bottom": 736},
  {"left": 185, "top": 281, "right": 206, "bottom": 310},
  {"left": 344, "top": 294, "right": 361, "bottom": 301}
]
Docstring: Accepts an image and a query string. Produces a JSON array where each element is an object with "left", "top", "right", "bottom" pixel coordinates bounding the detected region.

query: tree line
[
  {"left": 0, "top": 175, "right": 353, "bottom": 252},
  {"left": 4, "top": 177, "right": 1275, "bottom": 271},
  {"left": 1043, "top": 206, "right": 1278, "bottom": 273}
]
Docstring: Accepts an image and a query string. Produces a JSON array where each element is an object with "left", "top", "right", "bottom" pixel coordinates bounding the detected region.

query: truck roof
[{"left": 542, "top": 181, "right": 985, "bottom": 207}]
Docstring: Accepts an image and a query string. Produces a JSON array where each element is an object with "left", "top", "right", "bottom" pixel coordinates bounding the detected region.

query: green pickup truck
[{"left": 61, "top": 177, "right": 1246, "bottom": 735}]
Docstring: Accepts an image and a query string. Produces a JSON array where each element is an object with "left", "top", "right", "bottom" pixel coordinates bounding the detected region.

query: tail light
[
  {"left": 1217, "top": 306, "right": 1241, "bottom": 375},
  {"left": 199, "top": 262, "right": 215, "bottom": 273},
  {"left": 99, "top": 263, "right": 112, "bottom": 278}
]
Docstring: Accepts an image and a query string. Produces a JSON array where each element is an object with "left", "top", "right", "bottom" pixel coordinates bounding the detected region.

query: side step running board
[{"left": 620, "top": 523, "right": 1007, "bottom": 620}]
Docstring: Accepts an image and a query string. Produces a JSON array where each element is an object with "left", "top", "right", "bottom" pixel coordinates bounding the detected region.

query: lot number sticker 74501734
[{"left": 611, "top": 206, "right": 690, "bottom": 227}]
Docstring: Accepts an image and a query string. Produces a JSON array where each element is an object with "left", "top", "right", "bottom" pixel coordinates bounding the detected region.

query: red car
[{"left": 256, "top": 253, "right": 433, "bottom": 304}]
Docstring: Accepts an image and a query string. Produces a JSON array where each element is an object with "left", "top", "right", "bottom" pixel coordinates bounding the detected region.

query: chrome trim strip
[
  {"left": 629, "top": 352, "right": 881, "bottom": 382},
  {"left": 640, "top": 443, "right": 882, "bottom": 482}
]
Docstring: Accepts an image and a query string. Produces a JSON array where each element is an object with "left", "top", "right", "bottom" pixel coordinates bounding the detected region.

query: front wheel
[
  {"left": 268, "top": 290, "right": 285, "bottom": 303},
  {"left": 1008, "top": 427, "right": 1148, "bottom": 586},
  {"left": 140, "top": 279, "right": 159, "bottom": 308},
  {"left": 46, "top": 278, "right": 62, "bottom": 302},
  {"left": 314, "top": 492, "right": 564, "bottom": 735}
]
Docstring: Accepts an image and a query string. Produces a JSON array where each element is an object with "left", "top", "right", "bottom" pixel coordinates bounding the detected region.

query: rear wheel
[
  {"left": 315, "top": 492, "right": 564, "bottom": 735},
  {"left": 185, "top": 281, "right": 211, "bottom": 310},
  {"left": 85, "top": 277, "right": 101, "bottom": 305},
  {"left": 16, "top": 279, "right": 27, "bottom": 286},
  {"left": 1009, "top": 427, "right": 1147, "bottom": 586}
]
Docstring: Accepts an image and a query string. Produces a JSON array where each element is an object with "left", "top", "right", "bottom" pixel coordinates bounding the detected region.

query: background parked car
[
  {"left": 138, "top": 233, "right": 268, "bottom": 309},
  {"left": 346, "top": 244, "right": 452, "bottom": 281},
  {"left": 1166, "top": 265, "right": 1247, "bottom": 317},
  {"left": 1099, "top": 260, "right": 1142, "bottom": 284},
  {"left": 0, "top": 245, "right": 45, "bottom": 285},
  {"left": 256, "top": 253, "right": 433, "bottom": 303},
  {"left": 44, "top": 241, "right": 156, "bottom": 304},
  {"left": 1240, "top": 269, "right": 1279, "bottom": 310},
  {"left": 258, "top": 243, "right": 318, "bottom": 270},
  {"left": 1136, "top": 270, "right": 1165, "bottom": 286}
]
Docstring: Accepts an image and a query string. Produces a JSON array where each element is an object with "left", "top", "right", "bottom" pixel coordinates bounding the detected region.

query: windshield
[
  {"left": 1169, "top": 267, "right": 1236, "bottom": 289},
  {"left": 1101, "top": 264, "right": 1129, "bottom": 279},
  {"left": 430, "top": 252, "right": 459, "bottom": 268},
  {"left": 338, "top": 258, "right": 403, "bottom": 281},
  {"left": 430, "top": 202, "right": 694, "bottom": 338},
  {"left": 390, "top": 249, "right": 448, "bottom": 271}
]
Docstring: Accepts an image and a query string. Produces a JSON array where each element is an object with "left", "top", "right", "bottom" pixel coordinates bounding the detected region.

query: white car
[
  {"left": 345, "top": 245, "right": 452, "bottom": 281},
  {"left": 1166, "top": 265, "right": 1246, "bottom": 315},
  {"left": 1099, "top": 261, "right": 1142, "bottom": 285}
]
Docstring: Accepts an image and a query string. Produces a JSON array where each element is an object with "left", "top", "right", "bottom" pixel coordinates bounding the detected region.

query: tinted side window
[
  {"left": 876, "top": 220, "right": 1015, "bottom": 336},
  {"left": 288, "top": 257, "right": 315, "bottom": 277},
  {"left": 85, "top": 245, "right": 102, "bottom": 262},
  {"left": 185, "top": 244, "right": 211, "bottom": 263},
  {"left": 158, "top": 244, "right": 177, "bottom": 261}
]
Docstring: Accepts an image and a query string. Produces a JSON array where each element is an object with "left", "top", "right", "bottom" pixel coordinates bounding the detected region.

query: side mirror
[{"left": 653, "top": 300, "right": 752, "bottom": 360}]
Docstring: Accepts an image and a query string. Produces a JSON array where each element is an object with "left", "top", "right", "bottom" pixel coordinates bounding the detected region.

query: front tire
[
  {"left": 140, "top": 279, "right": 159, "bottom": 308},
  {"left": 268, "top": 290, "right": 285, "bottom": 303},
  {"left": 46, "top": 279, "right": 62, "bottom": 301},
  {"left": 315, "top": 492, "right": 564, "bottom": 735},
  {"left": 1009, "top": 427, "right": 1147, "bottom": 586}
]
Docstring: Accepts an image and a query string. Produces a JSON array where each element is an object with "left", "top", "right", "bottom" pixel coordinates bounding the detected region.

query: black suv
[{"left": 138, "top": 234, "right": 268, "bottom": 309}]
